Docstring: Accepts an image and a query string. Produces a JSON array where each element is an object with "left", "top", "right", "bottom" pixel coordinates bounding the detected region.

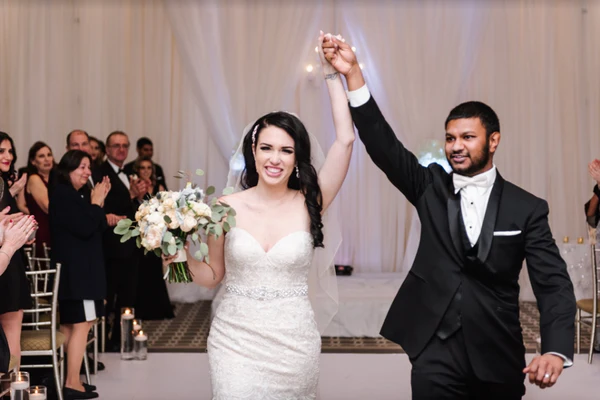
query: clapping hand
[
  {"left": 589, "top": 159, "right": 600, "bottom": 185},
  {"left": 0, "top": 215, "right": 36, "bottom": 250},
  {"left": 8, "top": 173, "right": 27, "bottom": 197},
  {"left": 91, "top": 176, "right": 111, "bottom": 207},
  {"left": 523, "top": 354, "right": 564, "bottom": 389},
  {"left": 129, "top": 176, "right": 148, "bottom": 200}
]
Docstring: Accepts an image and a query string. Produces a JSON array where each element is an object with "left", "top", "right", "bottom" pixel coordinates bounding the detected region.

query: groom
[{"left": 322, "top": 37, "right": 576, "bottom": 399}]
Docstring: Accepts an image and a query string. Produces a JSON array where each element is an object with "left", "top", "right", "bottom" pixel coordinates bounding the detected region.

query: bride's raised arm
[{"left": 317, "top": 32, "right": 355, "bottom": 212}]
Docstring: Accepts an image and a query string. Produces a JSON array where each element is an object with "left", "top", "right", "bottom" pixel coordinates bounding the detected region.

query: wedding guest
[
  {"left": 98, "top": 131, "right": 147, "bottom": 350},
  {"left": 24, "top": 142, "right": 54, "bottom": 256},
  {"left": 89, "top": 137, "right": 106, "bottom": 167},
  {"left": 124, "top": 137, "right": 168, "bottom": 190},
  {"left": 50, "top": 150, "right": 110, "bottom": 399},
  {"left": 132, "top": 158, "right": 174, "bottom": 320},
  {"left": 0, "top": 132, "right": 33, "bottom": 367},
  {"left": 0, "top": 210, "right": 37, "bottom": 375}
]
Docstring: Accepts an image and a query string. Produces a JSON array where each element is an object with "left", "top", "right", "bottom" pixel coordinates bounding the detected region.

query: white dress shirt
[
  {"left": 346, "top": 83, "right": 572, "bottom": 367},
  {"left": 107, "top": 159, "right": 130, "bottom": 190}
]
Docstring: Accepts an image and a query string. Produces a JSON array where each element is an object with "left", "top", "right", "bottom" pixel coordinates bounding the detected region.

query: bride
[{"left": 164, "top": 32, "right": 354, "bottom": 398}]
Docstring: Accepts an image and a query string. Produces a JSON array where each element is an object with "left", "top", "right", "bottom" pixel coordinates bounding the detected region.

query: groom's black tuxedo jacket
[{"left": 350, "top": 96, "right": 576, "bottom": 383}]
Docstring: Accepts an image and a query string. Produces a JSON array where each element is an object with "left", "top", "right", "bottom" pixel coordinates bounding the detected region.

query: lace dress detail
[{"left": 207, "top": 227, "right": 320, "bottom": 399}]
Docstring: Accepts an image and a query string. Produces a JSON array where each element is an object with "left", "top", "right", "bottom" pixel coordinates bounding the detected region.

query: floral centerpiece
[{"left": 114, "top": 169, "right": 236, "bottom": 283}]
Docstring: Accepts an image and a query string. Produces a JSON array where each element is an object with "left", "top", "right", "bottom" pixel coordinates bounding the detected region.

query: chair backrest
[
  {"left": 26, "top": 254, "right": 52, "bottom": 274},
  {"left": 22, "top": 263, "right": 61, "bottom": 335},
  {"left": 42, "top": 243, "right": 51, "bottom": 259}
]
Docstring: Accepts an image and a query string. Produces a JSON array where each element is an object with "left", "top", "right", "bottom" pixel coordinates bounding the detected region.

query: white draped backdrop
[{"left": 1, "top": 0, "right": 599, "bottom": 300}]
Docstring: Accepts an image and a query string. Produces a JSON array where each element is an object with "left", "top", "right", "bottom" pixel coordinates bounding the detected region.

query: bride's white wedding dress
[{"left": 207, "top": 227, "right": 321, "bottom": 399}]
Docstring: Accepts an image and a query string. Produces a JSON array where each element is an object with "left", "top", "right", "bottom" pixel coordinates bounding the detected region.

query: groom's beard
[{"left": 447, "top": 140, "right": 490, "bottom": 177}]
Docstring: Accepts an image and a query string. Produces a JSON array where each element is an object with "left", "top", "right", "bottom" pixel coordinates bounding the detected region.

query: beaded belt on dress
[{"left": 225, "top": 284, "right": 308, "bottom": 301}]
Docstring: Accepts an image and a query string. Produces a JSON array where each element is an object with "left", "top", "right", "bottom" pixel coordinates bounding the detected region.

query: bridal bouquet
[{"left": 114, "top": 169, "right": 236, "bottom": 283}]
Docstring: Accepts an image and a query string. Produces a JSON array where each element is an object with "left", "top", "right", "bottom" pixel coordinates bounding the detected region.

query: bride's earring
[{"left": 295, "top": 165, "right": 300, "bottom": 179}]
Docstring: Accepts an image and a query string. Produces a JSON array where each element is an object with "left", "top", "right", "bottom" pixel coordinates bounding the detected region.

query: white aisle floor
[{"left": 91, "top": 353, "right": 600, "bottom": 400}]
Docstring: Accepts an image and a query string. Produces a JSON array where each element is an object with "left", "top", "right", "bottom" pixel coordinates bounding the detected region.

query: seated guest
[
  {"left": 49, "top": 150, "right": 111, "bottom": 399},
  {"left": 124, "top": 137, "right": 168, "bottom": 190},
  {"left": 89, "top": 137, "right": 106, "bottom": 167},
  {"left": 132, "top": 158, "right": 174, "bottom": 320},
  {"left": 24, "top": 142, "right": 55, "bottom": 256},
  {"left": 0, "top": 210, "right": 37, "bottom": 374}
]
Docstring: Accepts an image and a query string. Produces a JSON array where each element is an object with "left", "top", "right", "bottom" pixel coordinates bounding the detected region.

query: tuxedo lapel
[
  {"left": 103, "top": 161, "right": 128, "bottom": 194},
  {"left": 476, "top": 173, "right": 505, "bottom": 263},
  {"left": 447, "top": 181, "right": 465, "bottom": 262}
]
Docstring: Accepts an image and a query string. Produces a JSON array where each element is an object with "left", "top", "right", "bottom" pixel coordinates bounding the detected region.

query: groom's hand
[
  {"left": 523, "top": 354, "right": 564, "bottom": 389},
  {"left": 321, "top": 34, "right": 365, "bottom": 91}
]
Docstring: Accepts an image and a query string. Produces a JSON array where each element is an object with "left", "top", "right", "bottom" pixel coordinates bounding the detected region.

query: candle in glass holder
[
  {"left": 134, "top": 330, "right": 148, "bottom": 360},
  {"left": 133, "top": 319, "right": 142, "bottom": 333},
  {"left": 577, "top": 237, "right": 584, "bottom": 244},
  {"left": 563, "top": 236, "right": 569, "bottom": 243},
  {"left": 121, "top": 307, "right": 136, "bottom": 360},
  {"left": 10, "top": 371, "right": 30, "bottom": 400},
  {"left": 28, "top": 386, "right": 47, "bottom": 400}
]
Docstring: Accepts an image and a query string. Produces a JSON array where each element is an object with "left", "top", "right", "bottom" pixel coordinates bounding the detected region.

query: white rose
[
  {"left": 181, "top": 215, "right": 197, "bottom": 233},
  {"left": 166, "top": 210, "right": 179, "bottom": 229},
  {"left": 162, "top": 197, "right": 176, "bottom": 210},
  {"left": 192, "top": 202, "right": 212, "bottom": 219},
  {"left": 146, "top": 212, "right": 163, "bottom": 225},
  {"left": 143, "top": 226, "right": 163, "bottom": 249}
]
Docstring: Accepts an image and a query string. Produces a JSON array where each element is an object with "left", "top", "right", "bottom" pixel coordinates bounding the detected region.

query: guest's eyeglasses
[{"left": 108, "top": 144, "right": 130, "bottom": 150}]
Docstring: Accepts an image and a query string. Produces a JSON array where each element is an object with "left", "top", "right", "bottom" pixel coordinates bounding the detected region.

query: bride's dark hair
[{"left": 241, "top": 112, "right": 324, "bottom": 248}]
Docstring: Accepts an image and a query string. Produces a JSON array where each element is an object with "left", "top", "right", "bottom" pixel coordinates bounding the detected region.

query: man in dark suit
[
  {"left": 123, "top": 137, "right": 168, "bottom": 190},
  {"left": 99, "top": 131, "right": 147, "bottom": 350},
  {"left": 323, "top": 37, "right": 576, "bottom": 399}
]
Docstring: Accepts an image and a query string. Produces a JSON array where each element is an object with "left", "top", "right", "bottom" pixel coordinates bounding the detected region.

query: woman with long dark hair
[
  {"left": 0, "top": 131, "right": 34, "bottom": 368},
  {"left": 163, "top": 33, "right": 354, "bottom": 398},
  {"left": 23, "top": 141, "right": 54, "bottom": 256},
  {"left": 49, "top": 150, "right": 110, "bottom": 399}
]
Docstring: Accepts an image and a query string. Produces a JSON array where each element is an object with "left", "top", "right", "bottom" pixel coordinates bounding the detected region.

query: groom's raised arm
[{"left": 347, "top": 85, "right": 432, "bottom": 205}]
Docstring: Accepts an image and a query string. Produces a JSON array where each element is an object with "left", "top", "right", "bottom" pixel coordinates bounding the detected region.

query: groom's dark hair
[{"left": 445, "top": 101, "right": 500, "bottom": 138}]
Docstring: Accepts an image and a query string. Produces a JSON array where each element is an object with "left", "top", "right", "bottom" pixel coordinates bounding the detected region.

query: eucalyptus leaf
[
  {"left": 212, "top": 205, "right": 224, "bottom": 213},
  {"left": 211, "top": 197, "right": 218, "bottom": 206},
  {"left": 116, "top": 219, "right": 133, "bottom": 228},
  {"left": 206, "top": 186, "right": 215, "bottom": 196},
  {"left": 196, "top": 169, "right": 205, "bottom": 176},
  {"left": 205, "top": 255, "right": 210, "bottom": 264},
  {"left": 227, "top": 214, "right": 236, "bottom": 228},
  {"left": 223, "top": 221, "right": 230, "bottom": 232},
  {"left": 200, "top": 242, "right": 209, "bottom": 256},
  {"left": 113, "top": 226, "right": 129, "bottom": 235},
  {"left": 192, "top": 233, "right": 199, "bottom": 242},
  {"left": 222, "top": 187, "right": 234, "bottom": 195},
  {"left": 131, "top": 228, "right": 140, "bottom": 237},
  {"left": 219, "top": 201, "right": 231, "bottom": 208},
  {"left": 163, "top": 231, "right": 174, "bottom": 243},
  {"left": 153, "top": 248, "right": 162, "bottom": 258},
  {"left": 164, "top": 215, "right": 172, "bottom": 224},
  {"left": 214, "top": 224, "right": 223, "bottom": 237},
  {"left": 194, "top": 250, "right": 204, "bottom": 260},
  {"left": 120, "top": 231, "right": 132, "bottom": 243},
  {"left": 167, "top": 244, "right": 177, "bottom": 255},
  {"left": 227, "top": 207, "right": 236, "bottom": 216}
]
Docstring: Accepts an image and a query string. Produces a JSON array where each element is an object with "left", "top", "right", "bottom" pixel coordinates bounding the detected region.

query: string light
[
  {"left": 306, "top": 64, "right": 314, "bottom": 73},
  {"left": 351, "top": 46, "right": 357, "bottom": 52}
]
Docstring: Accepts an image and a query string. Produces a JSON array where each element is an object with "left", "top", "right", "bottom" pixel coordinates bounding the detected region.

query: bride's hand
[
  {"left": 318, "top": 31, "right": 339, "bottom": 77},
  {"left": 161, "top": 242, "right": 189, "bottom": 267}
]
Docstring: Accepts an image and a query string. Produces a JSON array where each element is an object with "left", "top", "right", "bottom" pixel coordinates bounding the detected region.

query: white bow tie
[{"left": 453, "top": 173, "right": 491, "bottom": 193}]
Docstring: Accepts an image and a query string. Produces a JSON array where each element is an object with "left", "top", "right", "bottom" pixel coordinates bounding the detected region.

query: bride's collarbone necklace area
[{"left": 245, "top": 189, "right": 300, "bottom": 214}]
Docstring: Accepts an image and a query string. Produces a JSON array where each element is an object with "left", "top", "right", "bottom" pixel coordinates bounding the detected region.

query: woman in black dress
[
  {"left": 0, "top": 131, "right": 33, "bottom": 367},
  {"left": 132, "top": 158, "right": 174, "bottom": 320},
  {"left": 0, "top": 212, "right": 37, "bottom": 373},
  {"left": 49, "top": 150, "right": 111, "bottom": 399}
]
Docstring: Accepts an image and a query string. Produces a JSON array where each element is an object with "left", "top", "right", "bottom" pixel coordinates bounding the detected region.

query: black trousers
[
  {"left": 105, "top": 256, "right": 139, "bottom": 347},
  {"left": 410, "top": 329, "right": 525, "bottom": 400}
]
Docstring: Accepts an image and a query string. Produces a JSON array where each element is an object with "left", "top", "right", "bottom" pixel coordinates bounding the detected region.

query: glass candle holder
[
  {"left": 121, "top": 307, "right": 135, "bottom": 360},
  {"left": 10, "top": 371, "right": 29, "bottom": 400},
  {"left": 133, "top": 319, "right": 142, "bottom": 334},
  {"left": 134, "top": 330, "right": 148, "bottom": 360},
  {"left": 28, "top": 386, "right": 47, "bottom": 400}
]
